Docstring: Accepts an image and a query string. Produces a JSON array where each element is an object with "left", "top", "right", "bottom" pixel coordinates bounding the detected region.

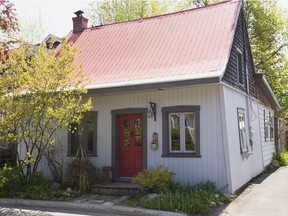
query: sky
[
  {"left": 12, "top": 0, "right": 91, "bottom": 39},
  {"left": 11, "top": 0, "right": 288, "bottom": 43}
]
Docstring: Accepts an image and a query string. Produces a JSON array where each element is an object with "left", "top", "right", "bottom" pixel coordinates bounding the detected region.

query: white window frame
[
  {"left": 264, "top": 109, "right": 269, "bottom": 142},
  {"left": 162, "top": 106, "right": 200, "bottom": 158},
  {"left": 269, "top": 112, "right": 274, "bottom": 141},
  {"left": 168, "top": 112, "right": 195, "bottom": 153},
  {"left": 237, "top": 108, "right": 248, "bottom": 154}
]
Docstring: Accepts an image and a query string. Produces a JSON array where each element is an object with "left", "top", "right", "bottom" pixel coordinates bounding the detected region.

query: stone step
[{"left": 91, "top": 182, "right": 140, "bottom": 196}]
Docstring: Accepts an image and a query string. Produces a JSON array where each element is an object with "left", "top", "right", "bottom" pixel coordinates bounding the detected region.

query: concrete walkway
[{"left": 218, "top": 166, "right": 288, "bottom": 216}]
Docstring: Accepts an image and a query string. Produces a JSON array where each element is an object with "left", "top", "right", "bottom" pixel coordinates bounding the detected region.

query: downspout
[{"left": 242, "top": 6, "right": 253, "bottom": 154}]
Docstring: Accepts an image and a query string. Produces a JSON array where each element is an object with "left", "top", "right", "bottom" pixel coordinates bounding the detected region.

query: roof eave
[
  {"left": 254, "top": 73, "right": 281, "bottom": 111},
  {"left": 86, "top": 76, "right": 220, "bottom": 95}
]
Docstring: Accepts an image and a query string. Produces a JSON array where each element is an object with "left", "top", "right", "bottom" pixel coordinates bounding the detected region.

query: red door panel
[{"left": 119, "top": 114, "right": 143, "bottom": 177}]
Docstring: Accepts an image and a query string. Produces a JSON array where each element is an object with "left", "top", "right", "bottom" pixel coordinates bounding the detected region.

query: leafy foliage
[
  {"left": 132, "top": 166, "right": 175, "bottom": 193},
  {"left": 25, "top": 183, "right": 51, "bottom": 200},
  {"left": 140, "top": 182, "right": 230, "bottom": 215},
  {"left": 23, "top": 171, "right": 51, "bottom": 200},
  {"left": 0, "top": 166, "right": 78, "bottom": 200},
  {"left": 273, "top": 151, "right": 288, "bottom": 166},
  {"left": 0, "top": 39, "right": 92, "bottom": 183},
  {"left": 51, "top": 189, "right": 78, "bottom": 201},
  {"left": 0, "top": 165, "right": 22, "bottom": 197},
  {"left": 85, "top": 0, "right": 219, "bottom": 26},
  {"left": 0, "top": 0, "right": 19, "bottom": 48},
  {"left": 244, "top": 0, "right": 288, "bottom": 120}
]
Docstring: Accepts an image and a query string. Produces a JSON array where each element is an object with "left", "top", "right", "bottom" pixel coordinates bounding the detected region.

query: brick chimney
[{"left": 72, "top": 10, "right": 88, "bottom": 33}]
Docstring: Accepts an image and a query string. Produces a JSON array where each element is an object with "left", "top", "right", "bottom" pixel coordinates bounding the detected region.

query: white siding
[
  {"left": 258, "top": 106, "right": 275, "bottom": 166},
  {"left": 25, "top": 83, "right": 275, "bottom": 194},
  {"left": 48, "top": 84, "right": 228, "bottom": 191},
  {"left": 221, "top": 85, "right": 264, "bottom": 193}
]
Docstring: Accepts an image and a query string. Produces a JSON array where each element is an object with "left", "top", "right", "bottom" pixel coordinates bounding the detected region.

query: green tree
[
  {"left": 85, "top": 0, "right": 218, "bottom": 26},
  {"left": 244, "top": 0, "right": 288, "bottom": 120},
  {"left": 0, "top": 40, "right": 92, "bottom": 183}
]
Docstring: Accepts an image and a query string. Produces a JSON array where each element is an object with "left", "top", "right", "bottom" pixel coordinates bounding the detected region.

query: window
[
  {"left": 237, "top": 53, "right": 243, "bottom": 85},
  {"left": 162, "top": 106, "right": 200, "bottom": 157},
  {"left": 269, "top": 112, "right": 274, "bottom": 140},
  {"left": 263, "top": 109, "right": 274, "bottom": 141},
  {"left": 264, "top": 110, "right": 269, "bottom": 141},
  {"left": 68, "top": 111, "right": 97, "bottom": 156},
  {"left": 237, "top": 108, "right": 248, "bottom": 154}
]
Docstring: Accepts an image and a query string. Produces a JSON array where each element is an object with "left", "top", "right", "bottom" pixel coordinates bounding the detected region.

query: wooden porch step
[{"left": 91, "top": 182, "right": 140, "bottom": 196}]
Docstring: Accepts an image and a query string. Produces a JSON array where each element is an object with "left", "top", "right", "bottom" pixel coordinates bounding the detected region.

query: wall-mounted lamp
[
  {"left": 151, "top": 132, "right": 158, "bottom": 150},
  {"left": 149, "top": 102, "right": 156, "bottom": 121}
]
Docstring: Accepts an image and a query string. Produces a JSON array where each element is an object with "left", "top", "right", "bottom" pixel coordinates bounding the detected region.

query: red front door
[{"left": 118, "top": 114, "right": 143, "bottom": 177}]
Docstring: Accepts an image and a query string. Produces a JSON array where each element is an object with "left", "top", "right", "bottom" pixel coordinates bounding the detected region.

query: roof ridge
[{"left": 86, "top": 0, "right": 238, "bottom": 31}]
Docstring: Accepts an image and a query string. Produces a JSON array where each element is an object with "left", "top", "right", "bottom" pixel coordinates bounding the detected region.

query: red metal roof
[{"left": 66, "top": 0, "right": 241, "bottom": 89}]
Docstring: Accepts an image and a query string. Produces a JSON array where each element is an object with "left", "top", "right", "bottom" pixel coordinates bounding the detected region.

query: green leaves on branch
[
  {"left": 0, "top": 39, "right": 92, "bottom": 183},
  {"left": 244, "top": 0, "right": 288, "bottom": 120},
  {"left": 85, "top": 0, "right": 219, "bottom": 26}
]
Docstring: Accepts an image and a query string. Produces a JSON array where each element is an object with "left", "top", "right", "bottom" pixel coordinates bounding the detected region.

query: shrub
[
  {"left": 25, "top": 172, "right": 52, "bottom": 200},
  {"left": 66, "top": 158, "right": 97, "bottom": 192},
  {"left": 52, "top": 189, "right": 78, "bottom": 201},
  {"left": 273, "top": 152, "right": 288, "bottom": 166},
  {"left": 25, "top": 183, "right": 51, "bottom": 200},
  {"left": 282, "top": 152, "right": 288, "bottom": 165},
  {"left": 0, "top": 165, "right": 22, "bottom": 197},
  {"left": 132, "top": 166, "right": 174, "bottom": 193},
  {"left": 140, "top": 182, "right": 230, "bottom": 215}
]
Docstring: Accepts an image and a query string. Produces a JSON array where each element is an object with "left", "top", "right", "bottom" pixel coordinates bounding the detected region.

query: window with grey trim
[
  {"left": 68, "top": 111, "right": 97, "bottom": 156},
  {"left": 237, "top": 108, "right": 248, "bottom": 154},
  {"left": 264, "top": 110, "right": 269, "bottom": 141},
  {"left": 162, "top": 106, "right": 200, "bottom": 157},
  {"left": 269, "top": 112, "right": 274, "bottom": 140},
  {"left": 237, "top": 53, "right": 243, "bottom": 85}
]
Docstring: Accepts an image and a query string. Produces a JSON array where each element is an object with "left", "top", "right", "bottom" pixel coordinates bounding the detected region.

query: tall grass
[{"left": 140, "top": 182, "right": 230, "bottom": 215}]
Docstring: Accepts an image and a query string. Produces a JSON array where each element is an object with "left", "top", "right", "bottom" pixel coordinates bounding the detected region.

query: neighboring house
[
  {"left": 38, "top": 0, "right": 279, "bottom": 194},
  {"left": 29, "top": 34, "right": 62, "bottom": 51}
]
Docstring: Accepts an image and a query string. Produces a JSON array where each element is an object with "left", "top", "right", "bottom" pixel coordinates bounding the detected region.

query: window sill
[
  {"left": 162, "top": 153, "right": 201, "bottom": 158},
  {"left": 67, "top": 154, "right": 98, "bottom": 157}
]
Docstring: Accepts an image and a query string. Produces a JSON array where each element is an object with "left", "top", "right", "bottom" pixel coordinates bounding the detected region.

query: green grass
[{"left": 139, "top": 182, "right": 231, "bottom": 215}]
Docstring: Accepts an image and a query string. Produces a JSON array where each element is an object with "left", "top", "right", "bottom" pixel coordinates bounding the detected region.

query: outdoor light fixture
[
  {"left": 151, "top": 132, "right": 158, "bottom": 150},
  {"left": 149, "top": 102, "right": 156, "bottom": 121}
]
